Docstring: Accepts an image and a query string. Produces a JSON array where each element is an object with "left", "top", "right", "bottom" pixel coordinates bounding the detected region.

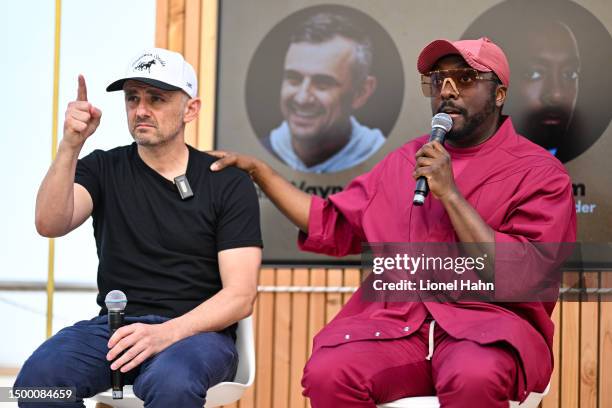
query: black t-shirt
[{"left": 75, "top": 143, "right": 262, "bottom": 319}]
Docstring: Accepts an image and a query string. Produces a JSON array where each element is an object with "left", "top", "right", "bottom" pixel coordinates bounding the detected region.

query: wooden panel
[
  {"left": 272, "top": 269, "right": 292, "bottom": 408},
  {"left": 290, "top": 269, "right": 309, "bottom": 408},
  {"left": 197, "top": 0, "right": 218, "bottom": 150},
  {"left": 561, "top": 272, "right": 580, "bottom": 408},
  {"left": 167, "top": 0, "right": 185, "bottom": 52},
  {"left": 183, "top": 0, "right": 201, "bottom": 147},
  {"left": 183, "top": 0, "right": 201, "bottom": 72},
  {"left": 325, "top": 269, "right": 343, "bottom": 323},
  {"left": 600, "top": 271, "right": 612, "bottom": 408},
  {"left": 580, "top": 272, "right": 599, "bottom": 408},
  {"left": 307, "top": 269, "right": 326, "bottom": 357},
  {"left": 255, "top": 268, "right": 275, "bottom": 408},
  {"left": 343, "top": 268, "right": 361, "bottom": 305},
  {"left": 542, "top": 303, "right": 561, "bottom": 408},
  {"left": 155, "top": 0, "right": 169, "bottom": 48}
]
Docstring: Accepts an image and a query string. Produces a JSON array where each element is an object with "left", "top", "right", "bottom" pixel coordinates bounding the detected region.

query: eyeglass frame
[{"left": 420, "top": 68, "right": 501, "bottom": 97}]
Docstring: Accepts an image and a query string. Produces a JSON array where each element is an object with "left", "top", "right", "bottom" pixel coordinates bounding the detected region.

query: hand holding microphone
[
  {"left": 413, "top": 113, "right": 454, "bottom": 206},
  {"left": 105, "top": 290, "right": 127, "bottom": 399}
]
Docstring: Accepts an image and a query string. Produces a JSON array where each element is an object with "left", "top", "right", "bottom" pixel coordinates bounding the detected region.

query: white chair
[
  {"left": 376, "top": 382, "right": 550, "bottom": 408},
  {"left": 91, "top": 316, "right": 255, "bottom": 408}
]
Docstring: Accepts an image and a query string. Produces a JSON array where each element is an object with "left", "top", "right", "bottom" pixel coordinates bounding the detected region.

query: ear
[
  {"left": 495, "top": 85, "right": 507, "bottom": 108},
  {"left": 351, "top": 76, "right": 377, "bottom": 110},
  {"left": 183, "top": 97, "right": 201, "bottom": 123}
]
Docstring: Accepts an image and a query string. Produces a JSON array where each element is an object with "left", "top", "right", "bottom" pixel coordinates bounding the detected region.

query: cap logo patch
[
  {"left": 131, "top": 53, "right": 167, "bottom": 74},
  {"left": 135, "top": 59, "right": 156, "bottom": 73}
]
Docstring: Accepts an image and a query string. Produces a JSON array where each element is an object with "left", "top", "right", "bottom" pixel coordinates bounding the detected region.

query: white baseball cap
[{"left": 106, "top": 48, "right": 198, "bottom": 98}]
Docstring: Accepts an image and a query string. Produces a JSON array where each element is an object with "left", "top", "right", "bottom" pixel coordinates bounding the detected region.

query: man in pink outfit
[{"left": 210, "top": 37, "right": 576, "bottom": 407}]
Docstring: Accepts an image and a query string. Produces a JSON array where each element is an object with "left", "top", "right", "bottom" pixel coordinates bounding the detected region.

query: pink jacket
[{"left": 298, "top": 118, "right": 576, "bottom": 401}]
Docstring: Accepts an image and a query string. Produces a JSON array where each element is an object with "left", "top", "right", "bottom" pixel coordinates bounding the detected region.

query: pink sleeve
[
  {"left": 298, "top": 160, "right": 386, "bottom": 257},
  {"left": 494, "top": 165, "right": 576, "bottom": 244},
  {"left": 493, "top": 165, "right": 576, "bottom": 301}
]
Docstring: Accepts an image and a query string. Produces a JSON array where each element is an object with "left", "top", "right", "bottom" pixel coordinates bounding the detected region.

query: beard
[
  {"left": 441, "top": 87, "right": 497, "bottom": 142},
  {"left": 129, "top": 116, "right": 183, "bottom": 147}
]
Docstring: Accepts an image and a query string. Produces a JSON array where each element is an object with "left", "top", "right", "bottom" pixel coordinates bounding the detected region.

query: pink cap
[{"left": 417, "top": 37, "right": 510, "bottom": 86}]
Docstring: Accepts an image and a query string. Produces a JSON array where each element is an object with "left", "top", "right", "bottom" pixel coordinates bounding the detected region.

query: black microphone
[
  {"left": 413, "top": 113, "right": 453, "bottom": 206},
  {"left": 105, "top": 290, "right": 127, "bottom": 399}
]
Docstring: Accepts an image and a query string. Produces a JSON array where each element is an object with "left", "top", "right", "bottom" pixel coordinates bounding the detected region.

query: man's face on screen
[
  {"left": 280, "top": 36, "right": 359, "bottom": 143},
  {"left": 508, "top": 21, "right": 580, "bottom": 151}
]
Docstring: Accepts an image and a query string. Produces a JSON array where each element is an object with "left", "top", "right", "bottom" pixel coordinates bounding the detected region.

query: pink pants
[{"left": 302, "top": 320, "right": 519, "bottom": 408}]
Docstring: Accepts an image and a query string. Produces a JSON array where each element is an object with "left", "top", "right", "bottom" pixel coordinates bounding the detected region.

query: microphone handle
[
  {"left": 413, "top": 127, "right": 447, "bottom": 206},
  {"left": 108, "top": 310, "right": 125, "bottom": 399}
]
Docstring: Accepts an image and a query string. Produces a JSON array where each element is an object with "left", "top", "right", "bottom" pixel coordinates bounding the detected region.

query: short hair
[{"left": 290, "top": 12, "right": 373, "bottom": 87}]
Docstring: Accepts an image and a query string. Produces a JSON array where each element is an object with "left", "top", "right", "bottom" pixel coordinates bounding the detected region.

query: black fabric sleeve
[
  {"left": 215, "top": 170, "right": 263, "bottom": 251},
  {"left": 74, "top": 149, "right": 103, "bottom": 211}
]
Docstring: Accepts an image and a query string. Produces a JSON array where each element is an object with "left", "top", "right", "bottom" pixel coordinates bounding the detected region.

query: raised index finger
[{"left": 77, "top": 74, "right": 88, "bottom": 101}]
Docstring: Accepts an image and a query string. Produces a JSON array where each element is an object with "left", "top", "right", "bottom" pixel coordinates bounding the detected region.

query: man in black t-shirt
[{"left": 15, "top": 48, "right": 262, "bottom": 408}]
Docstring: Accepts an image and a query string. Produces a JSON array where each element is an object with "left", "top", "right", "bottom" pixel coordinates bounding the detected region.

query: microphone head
[
  {"left": 431, "top": 113, "right": 453, "bottom": 132},
  {"left": 105, "top": 290, "right": 127, "bottom": 312}
]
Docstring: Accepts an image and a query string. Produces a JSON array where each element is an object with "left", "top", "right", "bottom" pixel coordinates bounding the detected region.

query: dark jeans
[{"left": 14, "top": 315, "right": 238, "bottom": 407}]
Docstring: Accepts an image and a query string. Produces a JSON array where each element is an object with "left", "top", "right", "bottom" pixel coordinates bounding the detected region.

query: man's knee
[
  {"left": 15, "top": 351, "right": 58, "bottom": 388},
  {"left": 133, "top": 353, "right": 214, "bottom": 404},
  {"left": 135, "top": 332, "right": 238, "bottom": 406},
  {"left": 134, "top": 367, "right": 202, "bottom": 399},
  {"left": 15, "top": 324, "right": 110, "bottom": 398},
  {"left": 436, "top": 344, "right": 517, "bottom": 401},
  {"left": 302, "top": 348, "right": 366, "bottom": 398},
  {"left": 14, "top": 346, "right": 97, "bottom": 396}
]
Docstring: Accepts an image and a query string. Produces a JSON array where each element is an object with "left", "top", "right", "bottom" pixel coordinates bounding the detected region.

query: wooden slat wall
[
  {"left": 600, "top": 272, "right": 612, "bottom": 408},
  {"left": 540, "top": 270, "right": 612, "bottom": 408},
  {"left": 561, "top": 272, "right": 580, "bottom": 408},
  {"left": 155, "top": 3, "right": 611, "bottom": 407}
]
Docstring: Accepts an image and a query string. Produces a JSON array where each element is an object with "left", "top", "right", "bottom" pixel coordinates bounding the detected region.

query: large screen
[{"left": 215, "top": 0, "right": 612, "bottom": 263}]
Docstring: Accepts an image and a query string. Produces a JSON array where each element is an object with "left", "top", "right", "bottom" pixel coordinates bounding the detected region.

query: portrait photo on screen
[
  {"left": 245, "top": 4, "right": 404, "bottom": 174},
  {"left": 462, "top": 0, "right": 612, "bottom": 163}
]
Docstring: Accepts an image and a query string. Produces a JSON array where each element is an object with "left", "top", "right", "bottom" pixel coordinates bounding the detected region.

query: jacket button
[
  {"left": 403, "top": 326, "right": 410, "bottom": 332},
  {"left": 375, "top": 331, "right": 381, "bottom": 337},
  {"left": 344, "top": 334, "right": 350, "bottom": 340}
]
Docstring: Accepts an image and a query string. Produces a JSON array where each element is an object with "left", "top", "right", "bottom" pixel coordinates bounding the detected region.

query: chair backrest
[{"left": 232, "top": 315, "right": 255, "bottom": 386}]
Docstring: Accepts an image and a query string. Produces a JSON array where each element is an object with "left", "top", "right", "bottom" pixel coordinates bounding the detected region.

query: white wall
[{"left": 0, "top": 0, "right": 156, "bottom": 367}]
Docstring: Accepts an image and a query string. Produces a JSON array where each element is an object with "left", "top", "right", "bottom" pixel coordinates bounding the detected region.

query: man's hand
[
  {"left": 107, "top": 322, "right": 176, "bottom": 373},
  {"left": 413, "top": 140, "right": 458, "bottom": 202},
  {"left": 63, "top": 75, "right": 102, "bottom": 149},
  {"left": 208, "top": 149, "right": 311, "bottom": 232},
  {"left": 208, "top": 150, "right": 261, "bottom": 179}
]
